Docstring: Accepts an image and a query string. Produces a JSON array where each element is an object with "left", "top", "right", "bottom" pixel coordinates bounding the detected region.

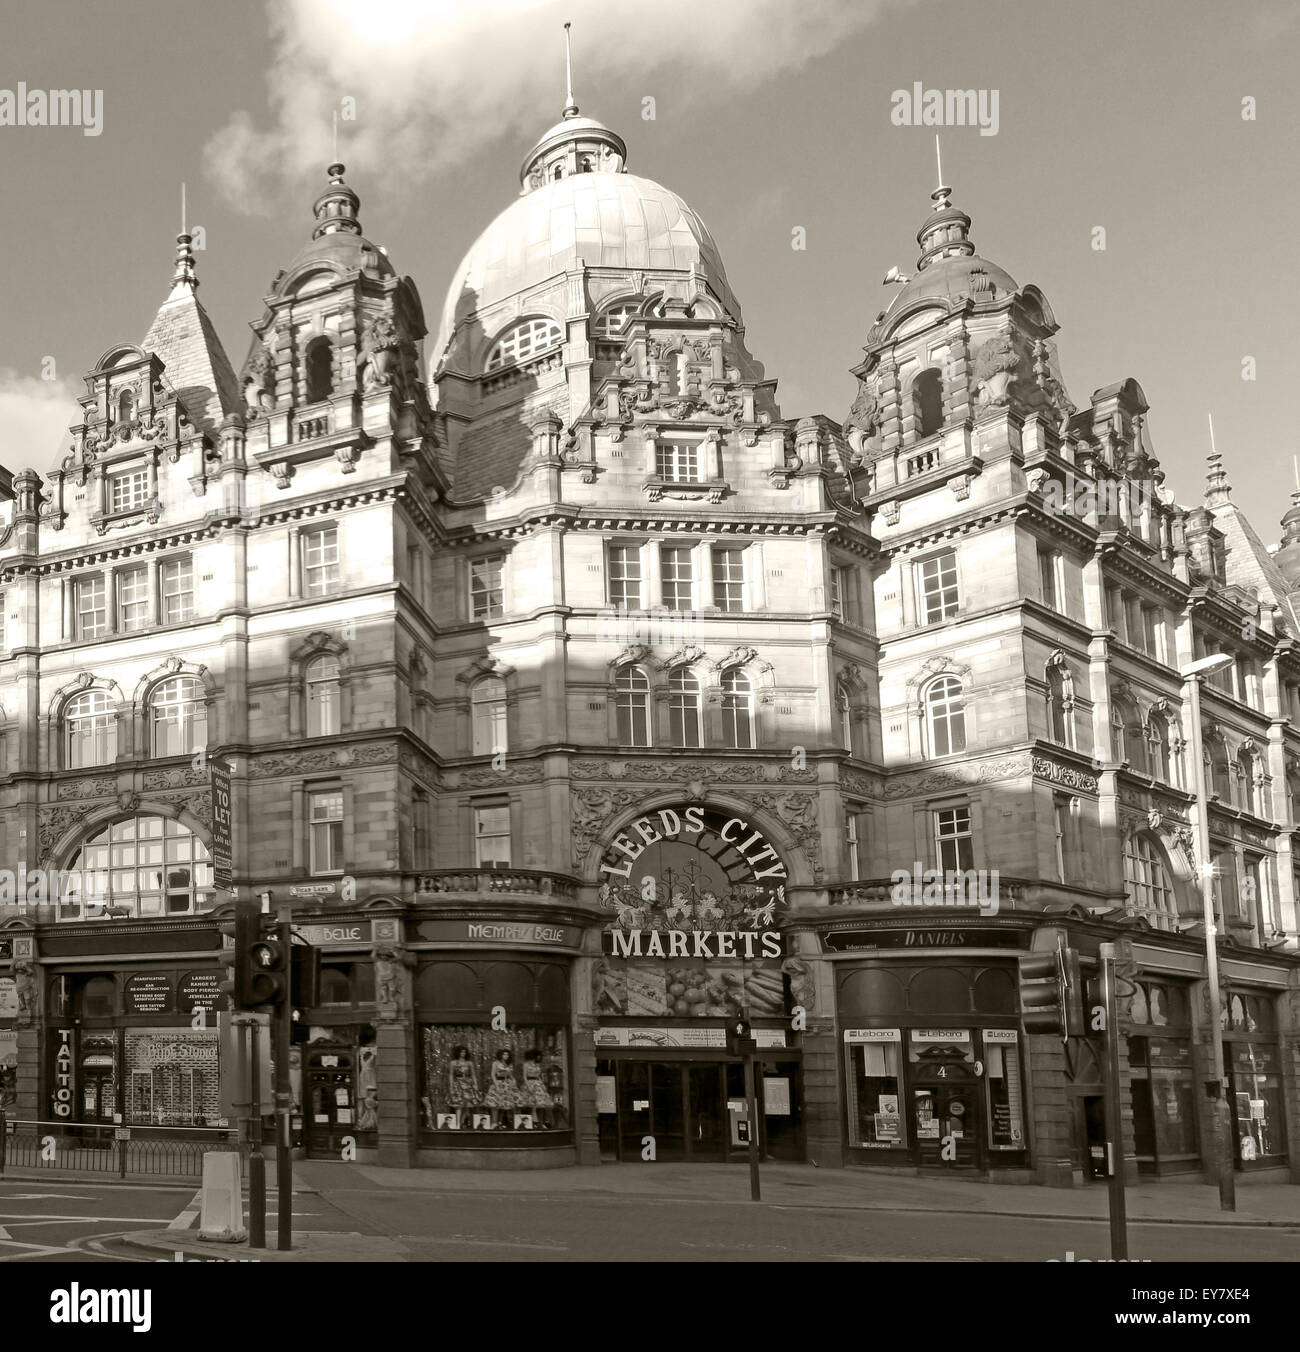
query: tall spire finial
[
  {"left": 935, "top": 135, "right": 943, "bottom": 191},
  {"left": 181, "top": 181, "right": 187, "bottom": 236},
  {"left": 563, "top": 21, "right": 578, "bottom": 117},
  {"left": 1205, "top": 419, "right": 1232, "bottom": 509}
]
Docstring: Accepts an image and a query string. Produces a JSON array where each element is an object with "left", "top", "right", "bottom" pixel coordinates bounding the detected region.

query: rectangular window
[
  {"left": 1053, "top": 795, "right": 1075, "bottom": 881},
  {"left": 1037, "top": 548, "right": 1060, "bottom": 609},
  {"left": 934, "top": 806, "right": 974, "bottom": 872},
  {"left": 117, "top": 565, "right": 150, "bottom": 632},
  {"left": 110, "top": 468, "right": 149, "bottom": 513},
  {"left": 608, "top": 544, "right": 642, "bottom": 610},
  {"left": 983, "top": 1032, "right": 1026, "bottom": 1151},
  {"left": 308, "top": 789, "right": 344, "bottom": 875},
  {"left": 844, "top": 1030, "right": 906, "bottom": 1150},
  {"left": 473, "top": 804, "right": 512, "bottom": 869},
  {"left": 302, "top": 525, "right": 341, "bottom": 598},
  {"left": 160, "top": 557, "right": 194, "bottom": 625},
  {"left": 0, "top": 592, "right": 5, "bottom": 649},
  {"left": 660, "top": 546, "right": 694, "bottom": 610},
  {"left": 656, "top": 440, "right": 702, "bottom": 483},
  {"left": 469, "top": 556, "right": 504, "bottom": 620},
  {"left": 1124, "top": 594, "right": 1143, "bottom": 647},
  {"left": 711, "top": 547, "right": 745, "bottom": 612},
  {"left": 413, "top": 789, "right": 431, "bottom": 869},
  {"left": 1105, "top": 583, "right": 1125, "bottom": 641},
  {"left": 76, "top": 575, "right": 108, "bottom": 640},
  {"left": 916, "top": 549, "right": 959, "bottom": 624},
  {"left": 1141, "top": 605, "right": 1161, "bottom": 658},
  {"left": 829, "top": 566, "right": 848, "bottom": 620},
  {"left": 845, "top": 810, "right": 867, "bottom": 882}
]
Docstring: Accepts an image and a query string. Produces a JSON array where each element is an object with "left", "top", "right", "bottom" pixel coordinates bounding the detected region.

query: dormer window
[
  {"left": 656, "top": 438, "right": 703, "bottom": 484},
  {"left": 485, "top": 318, "right": 563, "bottom": 372},
  {"left": 595, "top": 300, "right": 642, "bottom": 338},
  {"left": 110, "top": 468, "right": 149, "bottom": 514}
]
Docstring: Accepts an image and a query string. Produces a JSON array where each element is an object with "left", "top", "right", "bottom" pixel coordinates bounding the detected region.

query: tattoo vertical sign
[{"left": 211, "top": 758, "right": 233, "bottom": 890}]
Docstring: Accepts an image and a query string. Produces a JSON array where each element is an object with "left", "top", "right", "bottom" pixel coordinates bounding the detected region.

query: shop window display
[
  {"left": 844, "top": 1030, "right": 905, "bottom": 1149},
  {"left": 421, "top": 1025, "right": 568, "bottom": 1133}
]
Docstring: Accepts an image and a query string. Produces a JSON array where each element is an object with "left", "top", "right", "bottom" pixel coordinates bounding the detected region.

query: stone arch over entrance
[{"left": 579, "top": 789, "right": 813, "bottom": 892}]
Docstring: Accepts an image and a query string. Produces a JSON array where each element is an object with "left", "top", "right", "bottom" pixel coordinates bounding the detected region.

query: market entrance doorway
[{"left": 596, "top": 1055, "right": 802, "bottom": 1162}]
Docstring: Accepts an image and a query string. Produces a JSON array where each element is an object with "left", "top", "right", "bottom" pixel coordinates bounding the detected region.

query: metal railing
[{"left": 0, "top": 1116, "right": 241, "bottom": 1180}]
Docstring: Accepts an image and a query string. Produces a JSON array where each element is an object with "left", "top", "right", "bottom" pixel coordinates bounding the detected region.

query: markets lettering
[{"left": 602, "top": 930, "right": 784, "bottom": 959}]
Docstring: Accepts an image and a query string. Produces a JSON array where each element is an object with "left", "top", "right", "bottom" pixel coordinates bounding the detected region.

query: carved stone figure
[
  {"left": 13, "top": 961, "right": 37, "bottom": 1023},
  {"left": 971, "top": 332, "right": 1020, "bottom": 408},
  {"left": 243, "top": 343, "right": 273, "bottom": 413},
  {"left": 373, "top": 945, "right": 411, "bottom": 1008},
  {"left": 359, "top": 315, "right": 401, "bottom": 391},
  {"left": 781, "top": 957, "right": 815, "bottom": 1012}
]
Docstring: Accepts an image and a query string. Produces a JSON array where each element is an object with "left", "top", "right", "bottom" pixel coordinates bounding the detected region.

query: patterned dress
[
  {"left": 448, "top": 1060, "right": 479, "bottom": 1108},
  {"left": 484, "top": 1058, "right": 521, "bottom": 1109},
  {"left": 523, "top": 1060, "right": 552, "bottom": 1109}
]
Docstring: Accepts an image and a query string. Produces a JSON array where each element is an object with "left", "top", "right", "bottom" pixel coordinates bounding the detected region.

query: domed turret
[
  {"left": 1275, "top": 490, "right": 1300, "bottom": 586},
  {"left": 285, "top": 163, "right": 394, "bottom": 282}
]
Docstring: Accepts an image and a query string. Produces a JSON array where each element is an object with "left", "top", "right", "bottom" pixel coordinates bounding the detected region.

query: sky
[{"left": 1, "top": 0, "right": 1297, "bottom": 541}]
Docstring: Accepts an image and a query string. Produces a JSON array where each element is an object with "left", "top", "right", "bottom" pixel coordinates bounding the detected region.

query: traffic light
[
  {"left": 290, "top": 944, "right": 321, "bottom": 1011},
  {"left": 1018, "top": 945, "right": 1083, "bottom": 1036},
  {"left": 217, "top": 895, "right": 262, "bottom": 1009},
  {"left": 726, "top": 1017, "right": 755, "bottom": 1056},
  {"left": 246, "top": 930, "right": 287, "bottom": 1007}
]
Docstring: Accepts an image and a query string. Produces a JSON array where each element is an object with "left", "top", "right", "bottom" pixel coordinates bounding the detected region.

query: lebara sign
[{"left": 596, "top": 804, "right": 788, "bottom": 958}]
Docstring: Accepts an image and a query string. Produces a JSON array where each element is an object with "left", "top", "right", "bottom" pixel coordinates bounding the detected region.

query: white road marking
[
  {"left": 0, "top": 1193, "right": 97, "bottom": 1201},
  {"left": 0, "top": 1214, "right": 168, "bottom": 1224}
]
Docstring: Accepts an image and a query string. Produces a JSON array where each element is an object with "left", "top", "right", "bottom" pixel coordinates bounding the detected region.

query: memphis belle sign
[{"left": 597, "top": 805, "right": 788, "bottom": 959}]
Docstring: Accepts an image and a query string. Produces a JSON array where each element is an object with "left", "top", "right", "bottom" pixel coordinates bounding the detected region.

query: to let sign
[{"left": 210, "top": 760, "right": 233, "bottom": 889}]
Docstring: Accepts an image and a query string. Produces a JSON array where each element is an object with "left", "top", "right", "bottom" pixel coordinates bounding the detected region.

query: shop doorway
[
  {"left": 598, "top": 1056, "right": 802, "bottom": 1163},
  {"left": 305, "top": 1046, "right": 356, "bottom": 1157},
  {"left": 911, "top": 1048, "right": 980, "bottom": 1170}
]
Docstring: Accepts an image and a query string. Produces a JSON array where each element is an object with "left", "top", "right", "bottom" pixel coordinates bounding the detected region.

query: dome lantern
[
  {"left": 519, "top": 24, "right": 627, "bottom": 192},
  {"left": 312, "top": 162, "right": 363, "bottom": 240}
]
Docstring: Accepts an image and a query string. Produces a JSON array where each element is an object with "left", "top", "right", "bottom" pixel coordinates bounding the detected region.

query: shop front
[
  {"left": 833, "top": 946, "right": 1029, "bottom": 1175},
  {"left": 1125, "top": 977, "right": 1199, "bottom": 1176},
  {"left": 1222, "top": 989, "right": 1287, "bottom": 1170},
  {"left": 590, "top": 803, "right": 804, "bottom": 1162},
  {"left": 411, "top": 916, "right": 583, "bottom": 1166}
]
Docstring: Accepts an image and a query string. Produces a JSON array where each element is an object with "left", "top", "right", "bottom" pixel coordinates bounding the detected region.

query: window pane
[{"left": 303, "top": 526, "right": 341, "bottom": 597}]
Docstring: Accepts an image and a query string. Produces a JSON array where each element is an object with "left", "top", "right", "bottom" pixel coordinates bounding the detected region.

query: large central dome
[{"left": 433, "top": 170, "right": 740, "bottom": 366}]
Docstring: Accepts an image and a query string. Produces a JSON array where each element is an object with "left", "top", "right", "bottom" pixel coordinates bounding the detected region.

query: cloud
[
  {"left": 205, "top": 0, "right": 909, "bottom": 212},
  {"left": 0, "top": 369, "right": 79, "bottom": 477}
]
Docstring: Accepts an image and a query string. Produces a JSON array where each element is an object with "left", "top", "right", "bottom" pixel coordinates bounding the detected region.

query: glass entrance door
[{"left": 686, "top": 1065, "right": 726, "bottom": 1161}]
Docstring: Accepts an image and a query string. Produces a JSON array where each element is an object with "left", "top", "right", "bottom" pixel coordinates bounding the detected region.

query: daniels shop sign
[{"left": 597, "top": 805, "right": 788, "bottom": 958}]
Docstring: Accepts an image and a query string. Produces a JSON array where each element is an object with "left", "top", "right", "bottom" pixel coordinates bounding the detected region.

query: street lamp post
[{"left": 1180, "top": 653, "right": 1236, "bottom": 1213}]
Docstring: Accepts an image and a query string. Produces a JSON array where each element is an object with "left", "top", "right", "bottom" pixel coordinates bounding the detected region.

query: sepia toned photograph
[{"left": 0, "top": 0, "right": 1295, "bottom": 1323}]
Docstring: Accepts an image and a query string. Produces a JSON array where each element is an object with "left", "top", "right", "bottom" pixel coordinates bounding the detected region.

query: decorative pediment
[
  {"left": 455, "top": 654, "right": 514, "bottom": 685},
  {"left": 714, "top": 646, "right": 759, "bottom": 673},
  {"left": 290, "top": 630, "right": 347, "bottom": 663},
  {"left": 609, "top": 645, "right": 651, "bottom": 671},
  {"left": 657, "top": 645, "right": 706, "bottom": 670}
]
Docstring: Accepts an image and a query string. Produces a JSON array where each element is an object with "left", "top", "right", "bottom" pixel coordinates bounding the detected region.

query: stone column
[
  {"left": 800, "top": 1017, "right": 843, "bottom": 1167},
  {"left": 573, "top": 1016, "right": 601, "bottom": 1165},
  {"left": 1025, "top": 1033, "right": 1074, "bottom": 1186}
]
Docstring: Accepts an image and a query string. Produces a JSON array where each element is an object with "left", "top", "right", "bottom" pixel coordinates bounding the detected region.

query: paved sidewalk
[
  {"left": 291, "top": 1159, "right": 1300, "bottom": 1227},
  {"left": 109, "top": 1159, "right": 1300, "bottom": 1262}
]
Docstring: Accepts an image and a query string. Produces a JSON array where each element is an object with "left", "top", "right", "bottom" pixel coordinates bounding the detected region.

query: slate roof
[{"left": 141, "top": 289, "right": 241, "bottom": 441}]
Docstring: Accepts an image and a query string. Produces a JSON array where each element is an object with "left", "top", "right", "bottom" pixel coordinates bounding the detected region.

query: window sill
[
  {"left": 643, "top": 476, "right": 729, "bottom": 504},
  {"left": 90, "top": 500, "right": 161, "bottom": 535}
]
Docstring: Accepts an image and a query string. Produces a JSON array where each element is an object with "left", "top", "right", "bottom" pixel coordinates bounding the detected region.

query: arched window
[
  {"left": 305, "top": 656, "right": 341, "bottom": 738},
  {"left": 721, "top": 670, "right": 755, "bottom": 750},
  {"left": 117, "top": 389, "right": 135, "bottom": 425},
  {"left": 485, "top": 318, "right": 563, "bottom": 372},
  {"left": 923, "top": 675, "right": 966, "bottom": 757},
  {"left": 304, "top": 338, "right": 334, "bottom": 403},
  {"left": 65, "top": 690, "right": 117, "bottom": 768},
  {"left": 1112, "top": 693, "right": 1146, "bottom": 772},
  {"left": 63, "top": 814, "right": 212, "bottom": 921},
  {"left": 1123, "top": 831, "right": 1178, "bottom": 928},
  {"left": 595, "top": 298, "right": 642, "bottom": 338},
  {"left": 1046, "top": 665, "right": 1069, "bottom": 745},
  {"left": 912, "top": 368, "right": 944, "bottom": 438},
  {"left": 1237, "top": 746, "right": 1258, "bottom": 815},
  {"left": 1148, "top": 710, "right": 1171, "bottom": 783},
  {"left": 150, "top": 677, "right": 207, "bottom": 757},
  {"left": 837, "top": 685, "right": 853, "bottom": 754},
  {"left": 614, "top": 667, "right": 651, "bottom": 747},
  {"left": 1206, "top": 733, "right": 1232, "bottom": 802},
  {"left": 668, "top": 669, "right": 702, "bottom": 749},
  {"left": 471, "top": 676, "right": 507, "bottom": 756}
]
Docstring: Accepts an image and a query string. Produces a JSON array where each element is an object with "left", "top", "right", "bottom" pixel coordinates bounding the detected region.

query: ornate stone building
[{"left": 1, "top": 90, "right": 1297, "bottom": 1183}]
